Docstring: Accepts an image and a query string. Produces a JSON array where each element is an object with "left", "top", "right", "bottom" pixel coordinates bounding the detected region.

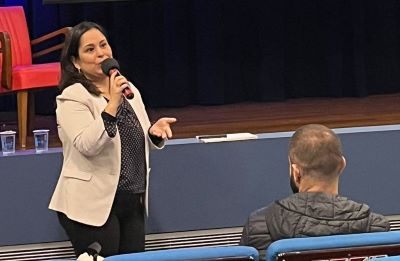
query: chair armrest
[
  {"left": 31, "top": 27, "right": 71, "bottom": 59},
  {"left": 0, "top": 31, "right": 12, "bottom": 89}
]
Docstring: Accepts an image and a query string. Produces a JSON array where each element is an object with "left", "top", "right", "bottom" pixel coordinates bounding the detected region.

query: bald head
[{"left": 289, "top": 124, "right": 344, "bottom": 179}]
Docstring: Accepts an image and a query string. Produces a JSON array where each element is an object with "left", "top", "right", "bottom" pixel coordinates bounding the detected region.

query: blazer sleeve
[{"left": 128, "top": 83, "right": 166, "bottom": 149}]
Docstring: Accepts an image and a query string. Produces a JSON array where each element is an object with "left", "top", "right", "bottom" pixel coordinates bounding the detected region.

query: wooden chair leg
[
  {"left": 28, "top": 92, "right": 35, "bottom": 133},
  {"left": 17, "top": 91, "right": 28, "bottom": 148}
]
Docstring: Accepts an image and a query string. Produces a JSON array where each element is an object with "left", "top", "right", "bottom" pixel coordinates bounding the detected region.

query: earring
[{"left": 78, "top": 68, "right": 81, "bottom": 74}]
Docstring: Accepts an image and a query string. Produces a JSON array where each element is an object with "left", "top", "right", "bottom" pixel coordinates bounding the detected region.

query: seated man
[{"left": 240, "top": 124, "right": 389, "bottom": 260}]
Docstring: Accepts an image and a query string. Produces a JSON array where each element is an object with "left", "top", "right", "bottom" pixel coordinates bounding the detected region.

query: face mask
[{"left": 289, "top": 171, "right": 299, "bottom": 194}]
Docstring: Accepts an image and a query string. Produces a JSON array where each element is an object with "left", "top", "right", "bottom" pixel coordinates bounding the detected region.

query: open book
[{"left": 196, "top": 133, "right": 258, "bottom": 143}]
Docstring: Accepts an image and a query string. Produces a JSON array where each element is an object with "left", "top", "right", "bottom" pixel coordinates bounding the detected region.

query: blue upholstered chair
[
  {"left": 266, "top": 231, "right": 400, "bottom": 261},
  {"left": 371, "top": 256, "right": 400, "bottom": 260},
  {"left": 105, "top": 246, "right": 259, "bottom": 261}
]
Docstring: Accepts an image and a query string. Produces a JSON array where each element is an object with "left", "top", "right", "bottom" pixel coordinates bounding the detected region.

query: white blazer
[{"left": 49, "top": 83, "right": 163, "bottom": 226}]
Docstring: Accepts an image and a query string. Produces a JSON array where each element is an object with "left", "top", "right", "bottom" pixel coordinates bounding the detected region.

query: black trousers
[{"left": 57, "top": 192, "right": 145, "bottom": 257}]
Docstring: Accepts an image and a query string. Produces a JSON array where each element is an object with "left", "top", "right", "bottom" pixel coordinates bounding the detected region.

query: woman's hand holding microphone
[{"left": 104, "top": 70, "right": 128, "bottom": 117}]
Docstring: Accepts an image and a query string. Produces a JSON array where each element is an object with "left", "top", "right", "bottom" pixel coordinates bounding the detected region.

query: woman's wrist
[{"left": 104, "top": 103, "right": 119, "bottom": 117}]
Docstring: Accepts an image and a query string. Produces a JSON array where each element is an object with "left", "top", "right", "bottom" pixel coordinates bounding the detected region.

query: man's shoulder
[
  {"left": 248, "top": 205, "right": 272, "bottom": 221},
  {"left": 368, "top": 212, "right": 390, "bottom": 231},
  {"left": 251, "top": 197, "right": 289, "bottom": 214},
  {"left": 246, "top": 201, "right": 289, "bottom": 229}
]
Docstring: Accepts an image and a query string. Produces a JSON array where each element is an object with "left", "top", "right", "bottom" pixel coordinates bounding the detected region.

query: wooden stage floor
[{"left": 2, "top": 93, "right": 400, "bottom": 150}]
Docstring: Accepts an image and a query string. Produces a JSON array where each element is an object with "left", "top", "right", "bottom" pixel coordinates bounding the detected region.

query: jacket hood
[
  {"left": 277, "top": 192, "right": 371, "bottom": 221},
  {"left": 266, "top": 192, "right": 377, "bottom": 241}
]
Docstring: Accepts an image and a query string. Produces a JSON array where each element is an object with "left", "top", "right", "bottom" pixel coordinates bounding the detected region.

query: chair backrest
[
  {"left": 104, "top": 246, "right": 259, "bottom": 261},
  {"left": 266, "top": 231, "right": 400, "bottom": 261},
  {"left": 371, "top": 256, "right": 400, "bottom": 260},
  {"left": 0, "top": 6, "right": 32, "bottom": 66}
]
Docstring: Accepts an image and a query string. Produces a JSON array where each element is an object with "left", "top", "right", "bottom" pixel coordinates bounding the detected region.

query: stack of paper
[{"left": 196, "top": 133, "right": 258, "bottom": 143}]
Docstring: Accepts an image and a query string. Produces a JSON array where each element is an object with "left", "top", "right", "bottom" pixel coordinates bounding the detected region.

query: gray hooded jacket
[{"left": 240, "top": 192, "right": 389, "bottom": 260}]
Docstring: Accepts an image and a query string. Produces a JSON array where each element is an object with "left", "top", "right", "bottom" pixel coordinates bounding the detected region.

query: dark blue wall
[{"left": 1, "top": 125, "right": 399, "bottom": 246}]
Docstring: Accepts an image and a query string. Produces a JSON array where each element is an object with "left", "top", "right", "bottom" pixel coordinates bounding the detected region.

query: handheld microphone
[{"left": 101, "top": 58, "right": 134, "bottom": 99}]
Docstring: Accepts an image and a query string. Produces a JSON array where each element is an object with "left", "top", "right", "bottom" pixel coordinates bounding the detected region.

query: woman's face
[{"left": 73, "top": 28, "right": 113, "bottom": 81}]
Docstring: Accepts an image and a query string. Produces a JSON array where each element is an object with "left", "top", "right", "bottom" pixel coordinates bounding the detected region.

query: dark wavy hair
[{"left": 59, "top": 21, "right": 109, "bottom": 95}]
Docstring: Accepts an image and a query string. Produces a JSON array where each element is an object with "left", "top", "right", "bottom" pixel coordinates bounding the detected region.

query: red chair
[{"left": 0, "top": 6, "right": 70, "bottom": 148}]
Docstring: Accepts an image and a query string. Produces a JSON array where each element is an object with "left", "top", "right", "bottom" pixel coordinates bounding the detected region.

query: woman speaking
[{"left": 49, "top": 21, "right": 176, "bottom": 257}]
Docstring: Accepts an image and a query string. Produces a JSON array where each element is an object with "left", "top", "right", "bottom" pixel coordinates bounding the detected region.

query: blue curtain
[{"left": 1, "top": 0, "right": 400, "bottom": 112}]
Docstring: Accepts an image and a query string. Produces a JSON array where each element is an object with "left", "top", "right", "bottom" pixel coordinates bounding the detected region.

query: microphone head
[
  {"left": 101, "top": 58, "right": 120, "bottom": 76},
  {"left": 87, "top": 241, "right": 102, "bottom": 256}
]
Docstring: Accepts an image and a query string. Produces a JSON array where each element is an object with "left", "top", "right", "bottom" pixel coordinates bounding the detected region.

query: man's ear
[
  {"left": 339, "top": 156, "right": 346, "bottom": 174},
  {"left": 291, "top": 163, "right": 301, "bottom": 183}
]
